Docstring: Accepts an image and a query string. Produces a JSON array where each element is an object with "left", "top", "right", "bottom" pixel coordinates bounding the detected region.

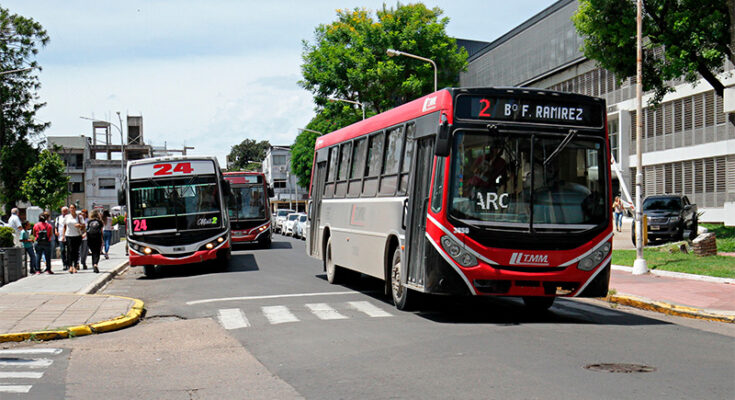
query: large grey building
[{"left": 461, "top": 0, "right": 735, "bottom": 225}]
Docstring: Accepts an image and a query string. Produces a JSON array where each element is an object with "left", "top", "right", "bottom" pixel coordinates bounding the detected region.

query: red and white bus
[
  {"left": 306, "top": 87, "right": 611, "bottom": 310},
  {"left": 224, "top": 171, "right": 273, "bottom": 248},
  {"left": 123, "top": 156, "right": 231, "bottom": 277}
]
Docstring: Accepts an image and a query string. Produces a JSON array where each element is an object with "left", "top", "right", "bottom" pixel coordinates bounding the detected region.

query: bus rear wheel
[
  {"left": 390, "top": 248, "right": 419, "bottom": 310},
  {"left": 325, "top": 237, "right": 341, "bottom": 284},
  {"left": 522, "top": 296, "right": 555, "bottom": 312}
]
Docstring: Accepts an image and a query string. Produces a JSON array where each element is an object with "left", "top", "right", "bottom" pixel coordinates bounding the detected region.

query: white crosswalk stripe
[
  {"left": 217, "top": 308, "right": 251, "bottom": 330},
  {"left": 305, "top": 303, "right": 348, "bottom": 320},
  {"left": 262, "top": 305, "right": 300, "bottom": 324},
  {"left": 347, "top": 301, "right": 393, "bottom": 318},
  {"left": 0, "top": 348, "right": 62, "bottom": 395}
]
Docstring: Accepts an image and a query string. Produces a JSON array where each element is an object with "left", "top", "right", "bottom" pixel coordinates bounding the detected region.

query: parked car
[
  {"left": 293, "top": 213, "right": 307, "bottom": 239},
  {"left": 274, "top": 209, "right": 295, "bottom": 234},
  {"left": 632, "top": 194, "right": 698, "bottom": 244},
  {"left": 284, "top": 212, "right": 300, "bottom": 236}
]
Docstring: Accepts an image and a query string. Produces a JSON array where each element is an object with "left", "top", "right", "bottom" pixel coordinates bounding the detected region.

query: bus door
[
  {"left": 308, "top": 160, "right": 328, "bottom": 257},
  {"left": 403, "top": 136, "right": 435, "bottom": 289}
]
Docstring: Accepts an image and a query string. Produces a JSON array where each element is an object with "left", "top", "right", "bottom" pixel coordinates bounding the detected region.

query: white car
[
  {"left": 293, "top": 214, "right": 308, "bottom": 239},
  {"left": 274, "top": 209, "right": 295, "bottom": 234},
  {"left": 284, "top": 212, "right": 300, "bottom": 236}
]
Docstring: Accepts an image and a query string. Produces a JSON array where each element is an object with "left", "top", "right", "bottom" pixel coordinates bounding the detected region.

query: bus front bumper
[{"left": 129, "top": 243, "right": 229, "bottom": 266}]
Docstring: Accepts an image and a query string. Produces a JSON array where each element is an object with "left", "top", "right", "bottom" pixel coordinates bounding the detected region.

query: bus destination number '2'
[
  {"left": 133, "top": 219, "right": 148, "bottom": 232},
  {"left": 153, "top": 162, "right": 194, "bottom": 176}
]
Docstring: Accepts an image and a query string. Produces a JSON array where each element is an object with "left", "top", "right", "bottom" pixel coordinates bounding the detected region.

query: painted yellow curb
[
  {"left": 608, "top": 294, "right": 735, "bottom": 324},
  {"left": 0, "top": 296, "right": 145, "bottom": 343}
]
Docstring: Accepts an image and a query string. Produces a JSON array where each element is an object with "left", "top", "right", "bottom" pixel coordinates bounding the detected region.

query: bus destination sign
[{"left": 455, "top": 94, "right": 603, "bottom": 128}]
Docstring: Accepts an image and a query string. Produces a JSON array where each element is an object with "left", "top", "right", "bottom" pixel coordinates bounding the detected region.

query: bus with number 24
[
  {"left": 122, "top": 156, "right": 232, "bottom": 277},
  {"left": 306, "top": 87, "right": 611, "bottom": 311}
]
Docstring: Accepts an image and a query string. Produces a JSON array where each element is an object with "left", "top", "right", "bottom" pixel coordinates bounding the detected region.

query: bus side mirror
[
  {"left": 268, "top": 185, "right": 275, "bottom": 198},
  {"left": 435, "top": 115, "right": 452, "bottom": 157},
  {"left": 117, "top": 186, "right": 126, "bottom": 206},
  {"left": 222, "top": 179, "right": 232, "bottom": 195}
]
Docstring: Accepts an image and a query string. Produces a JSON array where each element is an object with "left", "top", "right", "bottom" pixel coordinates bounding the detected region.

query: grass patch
[
  {"left": 612, "top": 249, "right": 735, "bottom": 278},
  {"left": 701, "top": 223, "right": 735, "bottom": 253}
]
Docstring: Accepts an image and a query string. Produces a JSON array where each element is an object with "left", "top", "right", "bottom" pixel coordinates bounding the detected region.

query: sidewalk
[{"left": 0, "top": 241, "right": 144, "bottom": 342}]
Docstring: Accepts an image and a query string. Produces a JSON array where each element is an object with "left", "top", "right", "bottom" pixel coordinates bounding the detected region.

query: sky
[{"left": 4, "top": 0, "right": 557, "bottom": 166}]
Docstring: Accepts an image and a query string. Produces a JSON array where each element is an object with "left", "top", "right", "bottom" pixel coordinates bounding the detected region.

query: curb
[
  {"left": 607, "top": 293, "right": 735, "bottom": 324},
  {"left": 0, "top": 295, "right": 145, "bottom": 343},
  {"left": 77, "top": 260, "right": 131, "bottom": 295}
]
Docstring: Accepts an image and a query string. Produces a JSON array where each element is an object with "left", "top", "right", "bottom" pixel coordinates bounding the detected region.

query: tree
[
  {"left": 573, "top": 0, "right": 732, "bottom": 105},
  {"left": 0, "top": 6, "right": 49, "bottom": 211},
  {"left": 300, "top": 3, "right": 468, "bottom": 114},
  {"left": 291, "top": 104, "right": 362, "bottom": 187},
  {"left": 20, "top": 149, "right": 69, "bottom": 211},
  {"left": 227, "top": 139, "right": 271, "bottom": 171}
]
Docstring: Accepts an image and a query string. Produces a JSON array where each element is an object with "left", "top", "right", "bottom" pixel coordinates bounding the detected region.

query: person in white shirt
[
  {"left": 55, "top": 206, "right": 69, "bottom": 270},
  {"left": 8, "top": 208, "right": 22, "bottom": 247},
  {"left": 61, "top": 204, "right": 85, "bottom": 274}
]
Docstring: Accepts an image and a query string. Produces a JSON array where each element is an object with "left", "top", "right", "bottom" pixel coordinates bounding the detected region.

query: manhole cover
[{"left": 584, "top": 363, "right": 656, "bottom": 373}]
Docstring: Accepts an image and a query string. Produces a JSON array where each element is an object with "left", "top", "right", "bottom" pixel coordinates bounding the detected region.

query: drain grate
[{"left": 584, "top": 363, "right": 656, "bottom": 373}]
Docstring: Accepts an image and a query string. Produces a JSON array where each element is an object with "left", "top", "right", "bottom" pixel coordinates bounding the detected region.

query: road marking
[
  {"left": 262, "top": 306, "right": 299, "bottom": 324},
  {"left": 0, "top": 359, "right": 53, "bottom": 368},
  {"left": 347, "top": 301, "right": 393, "bottom": 318},
  {"left": 0, "top": 371, "right": 44, "bottom": 379},
  {"left": 0, "top": 385, "right": 32, "bottom": 393},
  {"left": 305, "top": 303, "right": 348, "bottom": 320},
  {"left": 217, "top": 308, "right": 251, "bottom": 330},
  {"left": 187, "top": 291, "right": 356, "bottom": 305},
  {"left": 0, "top": 349, "right": 62, "bottom": 355}
]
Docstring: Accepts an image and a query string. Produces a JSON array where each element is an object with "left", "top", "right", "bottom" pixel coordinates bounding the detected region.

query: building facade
[
  {"left": 262, "top": 146, "right": 307, "bottom": 212},
  {"left": 460, "top": 0, "right": 735, "bottom": 225}
]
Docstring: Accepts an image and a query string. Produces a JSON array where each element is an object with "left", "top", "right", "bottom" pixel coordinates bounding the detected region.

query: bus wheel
[
  {"left": 260, "top": 236, "right": 271, "bottom": 249},
  {"left": 143, "top": 265, "right": 157, "bottom": 278},
  {"left": 390, "top": 248, "right": 419, "bottom": 310},
  {"left": 522, "top": 296, "right": 554, "bottom": 312},
  {"left": 325, "top": 237, "right": 341, "bottom": 284}
]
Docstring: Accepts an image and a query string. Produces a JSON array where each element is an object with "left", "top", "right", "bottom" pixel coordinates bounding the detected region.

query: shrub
[{"left": 0, "top": 226, "right": 15, "bottom": 248}]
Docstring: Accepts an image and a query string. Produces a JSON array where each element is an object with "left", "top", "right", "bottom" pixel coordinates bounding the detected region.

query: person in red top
[
  {"left": 467, "top": 142, "right": 507, "bottom": 190},
  {"left": 33, "top": 214, "right": 54, "bottom": 274}
]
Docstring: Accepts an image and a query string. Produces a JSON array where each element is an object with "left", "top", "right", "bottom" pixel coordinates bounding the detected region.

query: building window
[
  {"left": 99, "top": 178, "right": 116, "bottom": 190},
  {"left": 273, "top": 180, "right": 287, "bottom": 189},
  {"left": 272, "top": 155, "right": 287, "bottom": 166},
  {"left": 70, "top": 182, "right": 84, "bottom": 193},
  {"left": 608, "top": 116, "right": 619, "bottom": 162}
]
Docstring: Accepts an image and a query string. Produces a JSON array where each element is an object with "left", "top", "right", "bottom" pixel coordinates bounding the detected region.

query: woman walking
[
  {"left": 86, "top": 210, "right": 104, "bottom": 273},
  {"left": 102, "top": 209, "right": 113, "bottom": 259},
  {"left": 20, "top": 221, "right": 39, "bottom": 274},
  {"left": 612, "top": 196, "right": 624, "bottom": 232},
  {"left": 61, "top": 204, "right": 85, "bottom": 273}
]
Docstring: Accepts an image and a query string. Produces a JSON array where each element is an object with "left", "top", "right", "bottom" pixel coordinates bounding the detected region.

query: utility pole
[{"left": 633, "top": 0, "right": 648, "bottom": 275}]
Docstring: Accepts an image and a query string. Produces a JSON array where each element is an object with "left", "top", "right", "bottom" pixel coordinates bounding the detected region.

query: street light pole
[
  {"left": 386, "top": 49, "right": 437, "bottom": 92},
  {"left": 0, "top": 66, "right": 34, "bottom": 76},
  {"left": 328, "top": 97, "right": 365, "bottom": 120},
  {"left": 633, "top": 0, "right": 648, "bottom": 275}
]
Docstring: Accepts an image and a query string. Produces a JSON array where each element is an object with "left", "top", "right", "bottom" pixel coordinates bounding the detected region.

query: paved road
[{"left": 90, "top": 235, "right": 735, "bottom": 400}]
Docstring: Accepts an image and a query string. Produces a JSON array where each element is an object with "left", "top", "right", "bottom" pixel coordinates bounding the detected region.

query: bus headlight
[
  {"left": 217, "top": 237, "right": 224, "bottom": 243},
  {"left": 577, "top": 242, "right": 611, "bottom": 271},
  {"left": 205, "top": 243, "right": 214, "bottom": 249},
  {"left": 143, "top": 247, "right": 153, "bottom": 255},
  {"left": 440, "top": 236, "right": 478, "bottom": 267}
]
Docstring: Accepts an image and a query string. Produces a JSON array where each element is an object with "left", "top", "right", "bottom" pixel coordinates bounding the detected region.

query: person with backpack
[
  {"left": 33, "top": 214, "right": 54, "bottom": 274},
  {"left": 20, "top": 221, "right": 39, "bottom": 274},
  {"left": 86, "top": 209, "right": 104, "bottom": 273}
]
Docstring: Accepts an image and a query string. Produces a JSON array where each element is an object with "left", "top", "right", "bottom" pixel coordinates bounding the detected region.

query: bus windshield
[
  {"left": 228, "top": 185, "right": 267, "bottom": 220},
  {"left": 448, "top": 131, "right": 607, "bottom": 231},
  {"left": 130, "top": 175, "right": 222, "bottom": 233}
]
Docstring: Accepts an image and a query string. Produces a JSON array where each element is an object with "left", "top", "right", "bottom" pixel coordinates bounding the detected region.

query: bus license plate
[{"left": 173, "top": 247, "right": 186, "bottom": 252}]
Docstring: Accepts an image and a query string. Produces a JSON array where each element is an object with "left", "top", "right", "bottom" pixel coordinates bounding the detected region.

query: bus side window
[
  {"left": 430, "top": 157, "right": 445, "bottom": 212},
  {"left": 335, "top": 142, "right": 351, "bottom": 197},
  {"left": 348, "top": 138, "right": 367, "bottom": 197},
  {"left": 398, "top": 123, "right": 415, "bottom": 195},
  {"left": 363, "top": 132, "right": 384, "bottom": 197},
  {"left": 379, "top": 126, "right": 404, "bottom": 195},
  {"left": 324, "top": 146, "right": 338, "bottom": 198}
]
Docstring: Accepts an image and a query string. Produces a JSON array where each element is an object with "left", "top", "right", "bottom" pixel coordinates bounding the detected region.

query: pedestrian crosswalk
[
  {"left": 216, "top": 301, "right": 393, "bottom": 330},
  {"left": 0, "top": 348, "right": 62, "bottom": 394}
]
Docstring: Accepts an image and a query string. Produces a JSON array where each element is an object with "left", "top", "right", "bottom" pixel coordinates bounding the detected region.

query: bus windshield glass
[
  {"left": 228, "top": 185, "right": 267, "bottom": 220},
  {"left": 448, "top": 131, "right": 607, "bottom": 231},
  {"left": 130, "top": 175, "right": 221, "bottom": 233}
]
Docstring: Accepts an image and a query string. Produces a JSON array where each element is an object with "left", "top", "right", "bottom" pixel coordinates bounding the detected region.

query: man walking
[
  {"left": 8, "top": 208, "right": 22, "bottom": 247},
  {"left": 55, "top": 206, "right": 69, "bottom": 270},
  {"left": 33, "top": 214, "right": 54, "bottom": 274}
]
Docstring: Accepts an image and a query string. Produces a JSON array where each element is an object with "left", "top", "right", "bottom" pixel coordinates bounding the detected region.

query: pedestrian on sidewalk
[
  {"left": 20, "top": 221, "right": 39, "bottom": 274},
  {"left": 33, "top": 214, "right": 54, "bottom": 274},
  {"left": 55, "top": 206, "right": 69, "bottom": 270},
  {"left": 613, "top": 196, "right": 624, "bottom": 232},
  {"left": 8, "top": 208, "right": 22, "bottom": 247},
  {"left": 102, "top": 209, "right": 113, "bottom": 259},
  {"left": 61, "top": 204, "right": 85, "bottom": 274},
  {"left": 86, "top": 209, "right": 104, "bottom": 273},
  {"left": 78, "top": 209, "right": 89, "bottom": 270}
]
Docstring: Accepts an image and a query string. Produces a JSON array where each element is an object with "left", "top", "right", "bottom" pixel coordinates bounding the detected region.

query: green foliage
[
  {"left": 0, "top": 6, "right": 49, "bottom": 211},
  {"left": 573, "top": 0, "right": 732, "bottom": 105},
  {"left": 0, "top": 226, "right": 14, "bottom": 247},
  {"left": 702, "top": 223, "right": 735, "bottom": 252},
  {"left": 227, "top": 139, "right": 271, "bottom": 171},
  {"left": 112, "top": 215, "right": 125, "bottom": 226},
  {"left": 20, "top": 150, "right": 69, "bottom": 211},
  {"left": 612, "top": 248, "right": 735, "bottom": 278},
  {"left": 300, "top": 3, "right": 468, "bottom": 114}
]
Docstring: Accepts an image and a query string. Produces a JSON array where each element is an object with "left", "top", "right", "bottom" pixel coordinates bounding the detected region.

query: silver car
[
  {"left": 274, "top": 209, "right": 295, "bottom": 234},
  {"left": 293, "top": 213, "right": 308, "bottom": 239}
]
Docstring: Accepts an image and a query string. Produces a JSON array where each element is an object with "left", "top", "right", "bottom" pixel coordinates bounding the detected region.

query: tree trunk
[{"left": 697, "top": 63, "right": 725, "bottom": 97}]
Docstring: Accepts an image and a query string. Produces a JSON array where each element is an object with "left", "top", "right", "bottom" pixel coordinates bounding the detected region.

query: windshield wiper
[{"left": 543, "top": 129, "right": 578, "bottom": 166}]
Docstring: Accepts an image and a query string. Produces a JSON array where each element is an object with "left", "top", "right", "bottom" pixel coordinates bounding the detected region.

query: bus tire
[
  {"left": 522, "top": 296, "right": 554, "bottom": 312},
  {"left": 143, "top": 265, "right": 157, "bottom": 278},
  {"left": 325, "top": 237, "right": 341, "bottom": 284},
  {"left": 216, "top": 248, "right": 231, "bottom": 271},
  {"left": 260, "top": 236, "right": 271, "bottom": 249},
  {"left": 390, "top": 248, "right": 419, "bottom": 310}
]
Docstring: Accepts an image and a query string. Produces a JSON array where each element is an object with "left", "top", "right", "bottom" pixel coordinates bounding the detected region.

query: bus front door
[
  {"left": 307, "top": 160, "right": 327, "bottom": 258},
  {"left": 403, "top": 137, "right": 435, "bottom": 289}
]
